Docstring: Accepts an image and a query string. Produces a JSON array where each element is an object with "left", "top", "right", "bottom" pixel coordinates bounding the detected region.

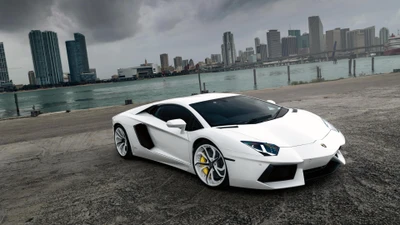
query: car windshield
[{"left": 190, "top": 95, "right": 284, "bottom": 127}]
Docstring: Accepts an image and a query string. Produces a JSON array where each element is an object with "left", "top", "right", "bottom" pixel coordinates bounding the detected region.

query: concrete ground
[{"left": 1, "top": 73, "right": 400, "bottom": 224}]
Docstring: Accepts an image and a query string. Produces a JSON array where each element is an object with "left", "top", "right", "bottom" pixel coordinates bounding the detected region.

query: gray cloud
[
  {"left": 0, "top": 0, "right": 54, "bottom": 32},
  {"left": 54, "top": 0, "right": 145, "bottom": 43},
  {"left": 197, "top": 0, "right": 277, "bottom": 22}
]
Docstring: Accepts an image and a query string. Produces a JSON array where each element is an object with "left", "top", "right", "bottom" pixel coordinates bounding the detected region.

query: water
[{"left": 1, "top": 55, "right": 400, "bottom": 119}]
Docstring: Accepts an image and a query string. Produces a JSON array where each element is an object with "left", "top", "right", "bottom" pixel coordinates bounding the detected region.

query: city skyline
[{"left": 0, "top": 0, "right": 400, "bottom": 84}]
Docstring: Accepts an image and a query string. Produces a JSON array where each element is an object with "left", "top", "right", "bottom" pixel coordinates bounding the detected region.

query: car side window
[{"left": 152, "top": 105, "right": 203, "bottom": 131}]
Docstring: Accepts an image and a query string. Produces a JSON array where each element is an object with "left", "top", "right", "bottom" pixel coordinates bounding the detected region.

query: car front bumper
[{"left": 225, "top": 130, "right": 346, "bottom": 190}]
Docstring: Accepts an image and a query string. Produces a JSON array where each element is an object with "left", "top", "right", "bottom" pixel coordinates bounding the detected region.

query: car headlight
[
  {"left": 322, "top": 119, "right": 338, "bottom": 132},
  {"left": 241, "top": 141, "right": 279, "bottom": 156}
]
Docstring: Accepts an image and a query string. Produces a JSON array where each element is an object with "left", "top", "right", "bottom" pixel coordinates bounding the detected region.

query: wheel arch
[{"left": 192, "top": 138, "right": 215, "bottom": 153}]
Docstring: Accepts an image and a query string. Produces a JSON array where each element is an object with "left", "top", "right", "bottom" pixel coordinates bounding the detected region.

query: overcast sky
[{"left": 1, "top": 0, "right": 399, "bottom": 84}]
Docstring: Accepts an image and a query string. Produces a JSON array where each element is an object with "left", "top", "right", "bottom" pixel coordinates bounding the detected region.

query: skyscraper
[
  {"left": 66, "top": 41, "right": 81, "bottom": 83},
  {"left": 29, "top": 30, "right": 63, "bottom": 85},
  {"left": 282, "top": 36, "right": 297, "bottom": 56},
  {"left": 308, "top": 16, "right": 324, "bottom": 54},
  {"left": 182, "top": 59, "right": 189, "bottom": 68},
  {"left": 363, "top": 26, "right": 375, "bottom": 51},
  {"left": 288, "top": 30, "right": 301, "bottom": 49},
  {"left": 173, "top": 56, "right": 183, "bottom": 70},
  {"left": 211, "top": 54, "right": 222, "bottom": 63},
  {"left": 259, "top": 44, "right": 268, "bottom": 61},
  {"left": 326, "top": 28, "right": 342, "bottom": 52},
  {"left": 222, "top": 32, "right": 237, "bottom": 66},
  {"left": 379, "top": 27, "right": 389, "bottom": 50},
  {"left": 340, "top": 28, "right": 350, "bottom": 49},
  {"left": 255, "top": 37, "right": 261, "bottom": 60},
  {"left": 267, "top": 30, "right": 282, "bottom": 58},
  {"left": 74, "top": 33, "right": 90, "bottom": 72},
  {"left": 66, "top": 33, "right": 91, "bottom": 83},
  {"left": 0, "top": 42, "right": 9, "bottom": 82},
  {"left": 255, "top": 37, "right": 260, "bottom": 48},
  {"left": 28, "top": 71, "right": 36, "bottom": 85},
  {"left": 160, "top": 53, "right": 169, "bottom": 71},
  {"left": 346, "top": 29, "right": 365, "bottom": 54}
]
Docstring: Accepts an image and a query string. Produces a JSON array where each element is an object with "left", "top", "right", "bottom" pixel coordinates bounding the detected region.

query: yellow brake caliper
[{"left": 200, "top": 156, "right": 209, "bottom": 175}]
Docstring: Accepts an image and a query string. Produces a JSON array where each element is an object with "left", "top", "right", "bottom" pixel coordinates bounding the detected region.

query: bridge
[{"left": 275, "top": 45, "right": 384, "bottom": 61}]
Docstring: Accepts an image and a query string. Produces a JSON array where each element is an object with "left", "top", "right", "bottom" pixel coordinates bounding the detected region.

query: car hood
[{"left": 218, "top": 109, "right": 330, "bottom": 147}]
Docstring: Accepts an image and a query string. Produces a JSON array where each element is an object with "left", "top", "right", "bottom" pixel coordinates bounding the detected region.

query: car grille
[{"left": 258, "top": 164, "right": 297, "bottom": 182}]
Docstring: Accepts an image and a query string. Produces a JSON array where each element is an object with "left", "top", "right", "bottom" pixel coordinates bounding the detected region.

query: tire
[
  {"left": 114, "top": 125, "right": 133, "bottom": 159},
  {"left": 193, "top": 140, "right": 229, "bottom": 188}
]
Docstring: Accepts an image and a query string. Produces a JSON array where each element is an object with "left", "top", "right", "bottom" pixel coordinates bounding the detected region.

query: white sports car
[{"left": 112, "top": 93, "right": 346, "bottom": 190}]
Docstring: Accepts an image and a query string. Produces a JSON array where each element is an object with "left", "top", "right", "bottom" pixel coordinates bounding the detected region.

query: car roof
[{"left": 157, "top": 92, "right": 240, "bottom": 105}]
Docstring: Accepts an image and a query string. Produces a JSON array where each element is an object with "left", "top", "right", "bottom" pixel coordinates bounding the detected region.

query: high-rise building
[
  {"left": 221, "top": 44, "right": 225, "bottom": 64},
  {"left": 255, "top": 37, "right": 261, "bottom": 60},
  {"left": 29, "top": 30, "right": 63, "bottom": 85},
  {"left": 363, "top": 26, "right": 375, "bottom": 52},
  {"left": 205, "top": 57, "right": 212, "bottom": 65},
  {"left": 340, "top": 28, "right": 350, "bottom": 49},
  {"left": 308, "top": 16, "right": 324, "bottom": 54},
  {"left": 374, "top": 37, "right": 380, "bottom": 52},
  {"left": 346, "top": 29, "right": 365, "bottom": 54},
  {"left": 245, "top": 47, "right": 255, "bottom": 55},
  {"left": 326, "top": 28, "right": 341, "bottom": 52},
  {"left": 0, "top": 42, "right": 9, "bottom": 82},
  {"left": 73, "top": 33, "right": 90, "bottom": 72},
  {"left": 379, "top": 27, "right": 389, "bottom": 51},
  {"left": 242, "top": 47, "right": 255, "bottom": 62},
  {"left": 66, "top": 41, "right": 80, "bottom": 82},
  {"left": 267, "top": 30, "right": 282, "bottom": 58},
  {"left": 160, "top": 53, "right": 169, "bottom": 71},
  {"left": 259, "top": 44, "right": 268, "bottom": 61},
  {"left": 300, "top": 33, "right": 310, "bottom": 48},
  {"left": 189, "top": 59, "right": 194, "bottom": 68},
  {"left": 182, "top": 59, "right": 189, "bottom": 69},
  {"left": 28, "top": 71, "right": 36, "bottom": 85},
  {"left": 66, "top": 33, "right": 91, "bottom": 83},
  {"left": 211, "top": 54, "right": 222, "bottom": 63},
  {"left": 222, "top": 32, "right": 237, "bottom": 66},
  {"left": 42, "top": 31, "right": 63, "bottom": 85},
  {"left": 282, "top": 36, "right": 297, "bottom": 56},
  {"left": 173, "top": 56, "right": 182, "bottom": 70},
  {"left": 288, "top": 30, "right": 301, "bottom": 49},
  {"left": 298, "top": 33, "right": 310, "bottom": 55}
]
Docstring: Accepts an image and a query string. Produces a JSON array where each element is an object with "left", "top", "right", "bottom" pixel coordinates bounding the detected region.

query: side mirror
[
  {"left": 166, "top": 119, "right": 186, "bottom": 133},
  {"left": 267, "top": 100, "right": 276, "bottom": 104}
]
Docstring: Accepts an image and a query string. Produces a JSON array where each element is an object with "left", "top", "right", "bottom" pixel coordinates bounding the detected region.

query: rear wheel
[
  {"left": 114, "top": 125, "right": 133, "bottom": 159},
  {"left": 193, "top": 141, "right": 229, "bottom": 188}
]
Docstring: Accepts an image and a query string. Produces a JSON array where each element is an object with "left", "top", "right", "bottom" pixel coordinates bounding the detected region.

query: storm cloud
[
  {"left": 0, "top": 0, "right": 54, "bottom": 32},
  {"left": 0, "top": 0, "right": 276, "bottom": 43}
]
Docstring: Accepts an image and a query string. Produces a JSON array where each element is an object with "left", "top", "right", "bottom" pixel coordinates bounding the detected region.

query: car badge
[{"left": 321, "top": 143, "right": 327, "bottom": 148}]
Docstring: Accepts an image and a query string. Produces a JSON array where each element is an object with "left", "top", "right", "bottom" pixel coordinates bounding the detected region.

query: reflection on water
[
  {"left": 270, "top": 71, "right": 283, "bottom": 76},
  {"left": 75, "top": 98, "right": 94, "bottom": 102},
  {"left": 1, "top": 55, "right": 400, "bottom": 118},
  {"left": 41, "top": 101, "right": 68, "bottom": 108},
  {"left": 224, "top": 74, "right": 236, "bottom": 80}
]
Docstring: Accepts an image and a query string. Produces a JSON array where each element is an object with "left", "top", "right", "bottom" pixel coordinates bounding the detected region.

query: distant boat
[{"left": 384, "top": 35, "right": 400, "bottom": 56}]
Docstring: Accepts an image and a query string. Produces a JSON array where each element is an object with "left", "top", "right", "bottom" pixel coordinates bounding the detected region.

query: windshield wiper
[
  {"left": 272, "top": 108, "right": 283, "bottom": 119},
  {"left": 245, "top": 115, "right": 272, "bottom": 124}
]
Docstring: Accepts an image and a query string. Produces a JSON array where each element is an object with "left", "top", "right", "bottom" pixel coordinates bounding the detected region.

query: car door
[{"left": 145, "top": 104, "right": 203, "bottom": 170}]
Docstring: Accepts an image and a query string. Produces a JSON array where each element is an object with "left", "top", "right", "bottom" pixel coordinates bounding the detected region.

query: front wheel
[
  {"left": 114, "top": 125, "right": 133, "bottom": 159},
  {"left": 193, "top": 141, "right": 229, "bottom": 188}
]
